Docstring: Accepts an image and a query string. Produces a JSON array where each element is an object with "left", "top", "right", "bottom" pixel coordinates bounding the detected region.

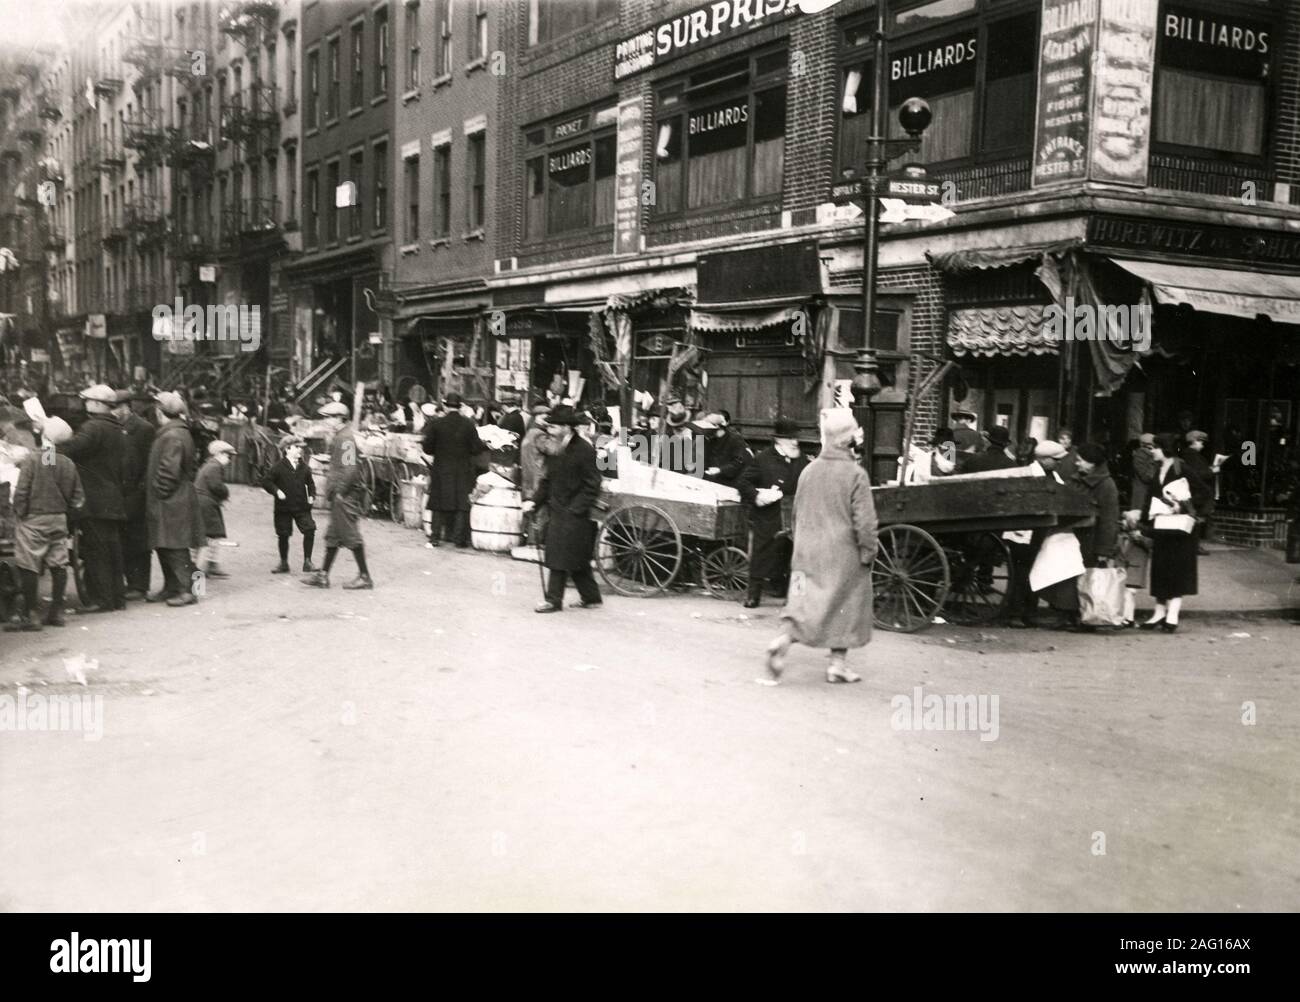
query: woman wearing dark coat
[
  {"left": 1072, "top": 443, "right": 1120, "bottom": 568},
  {"left": 1140, "top": 433, "right": 1198, "bottom": 632},
  {"left": 421, "top": 392, "right": 486, "bottom": 548},
  {"left": 765, "top": 409, "right": 878, "bottom": 684},
  {"left": 527, "top": 405, "right": 603, "bottom": 612},
  {"left": 737, "top": 417, "right": 808, "bottom": 608},
  {"left": 145, "top": 394, "right": 207, "bottom": 606}
]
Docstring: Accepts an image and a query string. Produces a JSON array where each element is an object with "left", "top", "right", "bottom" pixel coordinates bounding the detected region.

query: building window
[
  {"left": 327, "top": 35, "right": 341, "bottom": 120},
  {"left": 528, "top": 0, "right": 615, "bottom": 47},
  {"left": 286, "top": 146, "right": 298, "bottom": 223},
  {"left": 349, "top": 150, "right": 364, "bottom": 237},
  {"left": 405, "top": 153, "right": 420, "bottom": 242},
  {"left": 654, "top": 48, "right": 786, "bottom": 215},
  {"left": 433, "top": 143, "right": 451, "bottom": 237},
  {"left": 350, "top": 21, "right": 365, "bottom": 110},
  {"left": 373, "top": 140, "right": 388, "bottom": 231},
  {"left": 837, "top": 7, "right": 1036, "bottom": 177},
  {"left": 467, "top": 132, "right": 485, "bottom": 229},
  {"left": 406, "top": 2, "right": 421, "bottom": 90},
  {"left": 433, "top": 0, "right": 451, "bottom": 76},
  {"left": 326, "top": 160, "right": 339, "bottom": 242},
  {"left": 306, "top": 48, "right": 319, "bottom": 127},
  {"left": 286, "top": 29, "right": 297, "bottom": 104},
  {"left": 1153, "top": 3, "right": 1271, "bottom": 157},
  {"left": 522, "top": 109, "right": 616, "bottom": 239},
  {"left": 375, "top": 7, "right": 389, "bottom": 96},
  {"left": 217, "top": 73, "right": 227, "bottom": 142},
  {"left": 472, "top": 0, "right": 487, "bottom": 62}
]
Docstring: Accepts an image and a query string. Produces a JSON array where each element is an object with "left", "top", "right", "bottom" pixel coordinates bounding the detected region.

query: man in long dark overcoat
[
  {"left": 303, "top": 401, "right": 373, "bottom": 589},
  {"left": 526, "top": 405, "right": 603, "bottom": 613},
  {"left": 61, "top": 383, "right": 128, "bottom": 612},
  {"left": 422, "top": 391, "right": 485, "bottom": 548},
  {"left": 737, "top": 417, "right": 808, "bottom": 608},
  {"left": 114, "top": 389, "right": 157, "bottom": 599},
  {"left": 145, "top": 392, "right": 206, "bottom": 607}
]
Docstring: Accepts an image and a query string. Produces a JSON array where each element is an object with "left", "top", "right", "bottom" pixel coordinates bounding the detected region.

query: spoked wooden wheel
[
  {"left": 596, "top": 503, "right": 684, "bottom": 596},
  {"left": 872, "top": 524, "right": 951, "bottom": 632},
  {"left": 389, "top": 461, "right": 409, "bottom": 524},
  {"left": 357, "top": 456, "right": 377, "bottom": 516},
  {"left": 69, "top": 527, "right": 90, "bottom": 607},
  {"left": 942, "top": 530, "right": 1012, "bottom": 625},
  {"left": 700, "top": 545, "right": 749, "bottom": 601}
]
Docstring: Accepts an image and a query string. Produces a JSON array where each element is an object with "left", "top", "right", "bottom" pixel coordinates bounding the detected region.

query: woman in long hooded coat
[{"left": 765, "top": 409, "right": 878, "bottom": 684}]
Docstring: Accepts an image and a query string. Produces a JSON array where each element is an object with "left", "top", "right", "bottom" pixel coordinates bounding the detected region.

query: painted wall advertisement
[
  {"left": 1032, "top": 0, "right": 1097, "bottom": 187},
  {"left": 614, "top": 97, "right": 643, "bottom": 256},
  {"left": 1090, "top": 0, "right": 1158, "bottom": 185}
]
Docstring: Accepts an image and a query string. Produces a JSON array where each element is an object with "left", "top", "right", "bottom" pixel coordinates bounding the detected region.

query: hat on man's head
[
  {"left": 986, "top": 425, "right": 1011, "bottom": 447},
  {"left": 154, "top": 391, "right": 187, "bottom": 417},
  {"left": 1034, "top": 441, "right": 1069, "bottom": 461},
  {"left": 419, "top": 402, "right": 439, "bottom": 417},
  {"left": 42, "top": 416, "right": 73, "bottom": 445},
  {"left": 1138, "top": 432, "right": 1156, "bottom": 446},
  {"left": 691, "top": 416, "right": 724, "bottom": 433},
  {"left": 546, "top": 404, "right": 583, "bottom": 426},
  {"left": 530, "top": 404, "right": 552, "bottom": 417},
  {"left": 80, "top": 383, "right": 117, "bottom": 405},
  {"left": 666, "top": 409, "right": 690, "bottom": 428},
  {"left": 319, "top": 401, "right": 350, "bottom": 418},
  {"left": 279, "top": 435, "right": 305, "bottom": 450},
  {"left": 208, "top": 440, "right": 238, "bottom": 457},
  {"left": 1077, "top": 443, "right": 1108, "bottom": 465},
  {"left": 1186, "top": 429, "right": 1208, "bottom": 444},
  {"left": 773, "top": 417, "right": 800, "bottom": 439},
  {"left": 443, "top": 392, "right": 463, "bottom": 409}
]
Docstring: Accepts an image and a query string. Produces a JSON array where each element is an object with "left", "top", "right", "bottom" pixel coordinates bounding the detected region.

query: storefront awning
[
  {"left": 928, "top": 239, "right": 1084, "bottom": 272},
  {"left": 947, "top": 305, "right": 1059, "bottom": 358},
  {"left": 1110, "top": 258, "right": 1300, "bottom": 324},
  {"left": 689, "top": 303, "right": 806, "bottom": 333}
]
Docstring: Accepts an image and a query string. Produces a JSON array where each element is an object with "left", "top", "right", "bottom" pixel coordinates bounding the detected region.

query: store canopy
[
  {"left": 689, "top": 303, "right": 807, "bottom": 333},
  {"left": 1110, "top": 258, "right": 1300, "bottom": 325},
  {"left": 928, "top": 239, "right": 1084, "bottom": 272},
  {"left": 947, "top": 305, "right": 1059, "bottom": 358}
]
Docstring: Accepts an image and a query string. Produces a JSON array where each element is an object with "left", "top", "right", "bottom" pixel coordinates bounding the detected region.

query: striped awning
[
  {"left": 689, "top": 303, "right": 805, "bottom": 333},
  {"left": 947, "top": 305, "right": 1059, "bottom": 357}
]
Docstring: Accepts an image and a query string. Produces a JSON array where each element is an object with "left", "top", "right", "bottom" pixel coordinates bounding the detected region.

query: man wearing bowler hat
[
  {"left": 303, "top": 400, "right": 373, "bottom": 589},
  {"left": 523, "top": 404, "right": 603, "bottom": 612},
  {"left": 62, "top": 383, "right": 128, "bottom": 612},
  {"left": 145, "top": 391, "right": 206, "bottom": 606},
  {"left": 421, "top": 391, "right": 485, "bottom": 548},
  {"left": 738, "top": 417, "right": 809, "bottom": 608},
  {"left": 964, "top": 424, "right": 1018, "bottom": 474}
]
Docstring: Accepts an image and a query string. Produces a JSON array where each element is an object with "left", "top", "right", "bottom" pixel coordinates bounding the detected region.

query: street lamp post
[{"left": 852, "top": 0, "right": 931, "bottom": 474}]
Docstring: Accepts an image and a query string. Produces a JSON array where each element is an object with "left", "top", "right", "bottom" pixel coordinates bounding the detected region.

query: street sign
[
  {"left": 831, "top": 179, "right": 865, "bottom": 205},
  {"left": 885, "top": 177, "right": 942, "bottom": 203}
]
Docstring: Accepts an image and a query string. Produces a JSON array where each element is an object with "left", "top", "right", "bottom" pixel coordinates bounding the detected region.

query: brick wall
[
  {"left": 1275, "top": 0, "right": 1300, "bottom": 193},
  {"left": 1211, "top": 508, "right": 1289, "bottom": 550}
]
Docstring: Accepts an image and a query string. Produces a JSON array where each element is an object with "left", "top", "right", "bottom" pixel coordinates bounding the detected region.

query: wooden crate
[{"left": 872, "top": 477, "right": 1095, "bottom": 534}]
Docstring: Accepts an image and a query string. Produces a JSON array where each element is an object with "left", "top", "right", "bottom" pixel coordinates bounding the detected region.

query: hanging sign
[
  {"left": 614, "top": 97, "right": 643, "bottom": 256},
  {"left": 1090, "top": 0, "right": 1158, "bottom": 186},
  {"left": 1032, "top": 0, "right": 1097, "bottom": 187}
]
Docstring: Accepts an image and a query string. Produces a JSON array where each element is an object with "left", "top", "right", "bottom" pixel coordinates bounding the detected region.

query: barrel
[
  {"left": 470, "top": 486, "right": 523, "bottom": 552},
  {"left": 399, "top": 480, "right": 425, "bottom": 530}
]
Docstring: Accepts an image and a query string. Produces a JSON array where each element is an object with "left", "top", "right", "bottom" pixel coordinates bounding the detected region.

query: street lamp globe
[{"left": 898, "top": 97, "right": 932, "bottom": 139}]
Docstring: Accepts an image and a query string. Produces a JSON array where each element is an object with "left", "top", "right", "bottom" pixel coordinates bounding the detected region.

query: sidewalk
[{"left": 1134, "top": 541, "right": 1300, "bottom": 617}]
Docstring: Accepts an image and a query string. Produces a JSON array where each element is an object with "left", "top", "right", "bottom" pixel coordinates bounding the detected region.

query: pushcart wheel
[
  {"left": 942, "top": 530, "right": 1011, "bottom": 625},
  {"left": 700, "top": 545, "right": 749, "bottom": 601},
  {"left": 357, "top": 456, "right": 376, "bottom": 516},
  {"left": 872, "top": 524, "right": 950, "bottom": 632},
  {"left": 69, "top": 528, "right": 89, "bottom": 607},
  {"left": 595, "top": 503, "right": 683, "bottom": 597}
]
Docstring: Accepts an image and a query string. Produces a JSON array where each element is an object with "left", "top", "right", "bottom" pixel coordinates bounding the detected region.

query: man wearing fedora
[
  {"left": 963, "top": 424, "right": 1018, "bottom": 474},
  {"left": 61, "top": 383, "right": 129, "bottom": 613},
  {"left": 304, "top": 401, "right": 373, "bottom": 589},
  {"left": 523, "top": 404, "right": 604, "bottom": 612},
  {"left": 113, "top": 388, "right": 157, "bottom": 599},
  {"left": 145, "top": 391, "right": 206, "bottom": 606},
  {"left": 738, "top": 417, "right": 808, "bottom": 608},
  {"left": 421, "top": 391, "right": 486, "bottom": 548}
]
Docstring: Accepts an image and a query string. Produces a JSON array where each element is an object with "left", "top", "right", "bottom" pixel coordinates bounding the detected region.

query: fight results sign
[{"left": 1033, "top": 0, "right": 1097, "bottom": 186}]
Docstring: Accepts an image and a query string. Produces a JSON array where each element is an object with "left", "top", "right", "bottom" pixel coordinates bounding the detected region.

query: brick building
[{"left": 284, "top": 0, "right": 397, "bottom": 399}]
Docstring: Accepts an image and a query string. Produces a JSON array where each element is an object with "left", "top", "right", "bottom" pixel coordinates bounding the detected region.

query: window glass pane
[
  {"left": 752, "top": 86, "right": 785, "bottom": 197},
  {"left": 981, "top": 14, "right": 1037, "bottom": 151},
  {"left": 687, "top": 98, "right": 748, "bottom": 209},
  {"left": 892, "top": 0, "right": 977, "bottom": 31},
  {"left": 1155, "top": 68, "right": 1266, "bottom": 155},
  {"left": 546, "top": 142, "right": 591, "bottom": 232},
  {"left": 654, "top": 119, "right": 682, "bottom": 215},
  {"left": 524, "top": 155, "right": 544, "bottom": 239},
  {"left": 839, "top": 62, "right": 871, "bottom": 177},
  {"left": 594, "top": 134, "right": 616, "bottom": 227}
]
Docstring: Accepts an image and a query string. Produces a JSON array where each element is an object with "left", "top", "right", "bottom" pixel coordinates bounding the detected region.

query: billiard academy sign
[{"left": 613, "top": 0, "right": 800, "bottom": 81}]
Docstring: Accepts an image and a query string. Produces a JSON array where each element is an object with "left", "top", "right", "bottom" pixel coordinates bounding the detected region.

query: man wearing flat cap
[
  {"left": 61, "top": 384, "right": 128, "bottom": 613},
  {"left": 304, "top": 400, "right": 373, "bottom": 589},
  {"left": 523, "top": 404, "right": 603, "bottom": 612},
  {"left": 261, "top": 435, "right": 317, "bottom": 574},
  {"left": 421, "top": 391, "right": 486, "bottom": 548},
  {"left": 738, "top": 417, "right": 809, "bottom": 608},
  {"left": 112, "top": 388, "right": 157, "bottom": 598},
  {"left": 145, "top": 391, "right": 206, "bottom": 606}
]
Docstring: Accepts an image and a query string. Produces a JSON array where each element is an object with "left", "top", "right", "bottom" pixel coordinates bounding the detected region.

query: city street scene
[{"left": 2, "top": 0, "right": 1300, "bottom": 920}]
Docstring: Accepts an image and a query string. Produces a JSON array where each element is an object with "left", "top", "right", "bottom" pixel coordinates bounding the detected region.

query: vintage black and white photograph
[{"left": 0, "top": 0, "right": 1297, "bottom": 937}]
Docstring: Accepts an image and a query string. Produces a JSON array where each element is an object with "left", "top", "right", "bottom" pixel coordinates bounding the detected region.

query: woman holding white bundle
[{"left": 1139, "top": 433, "right": 1198, "bottom": 633}]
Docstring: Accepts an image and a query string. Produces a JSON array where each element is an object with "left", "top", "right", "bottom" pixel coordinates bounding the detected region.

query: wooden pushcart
[
  {"left": 869, "top": 475, "right": 1096, "bottom": 632},
  {"left": 594, "top": 490, "right": 751, "bottom": 600}
]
